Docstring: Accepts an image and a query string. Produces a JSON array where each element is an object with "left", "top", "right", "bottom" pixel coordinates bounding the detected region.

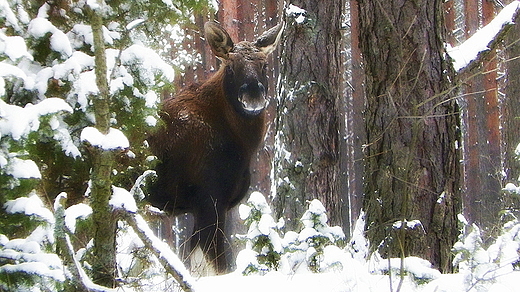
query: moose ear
[
  {"left": 254, "top": 22, "right": 284, "bottom": 55},
  {"left": 205, "top": 21, "right": 234, "bottom": 60}
]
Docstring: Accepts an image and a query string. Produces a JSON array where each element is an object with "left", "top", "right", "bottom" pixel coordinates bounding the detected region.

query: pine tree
[{"left": 0, "top": 0, "right": 210, "bottom": 289}]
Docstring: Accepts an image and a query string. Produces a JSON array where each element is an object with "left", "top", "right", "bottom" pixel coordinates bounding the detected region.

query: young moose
[{"left": 147, "top": 21, "right": 283, "bottom": 273}]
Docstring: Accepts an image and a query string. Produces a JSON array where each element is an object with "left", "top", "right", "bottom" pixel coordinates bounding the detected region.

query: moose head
[{"left": 205, "top": 21, "right": 283, "bottom": 116}]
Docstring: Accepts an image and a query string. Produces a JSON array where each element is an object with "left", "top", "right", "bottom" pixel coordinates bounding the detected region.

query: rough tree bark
[
  {"left": 273, "top": 0, "right": 347, "bottom": 231},
  {"left": 358, "top": 0, "right": 462, "bottom": 272},
  {"left": 503, "top": 2, "right": 520, "bottom": 216}
]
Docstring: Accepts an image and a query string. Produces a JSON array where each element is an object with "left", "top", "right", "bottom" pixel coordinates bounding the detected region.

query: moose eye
[
  {"left": 225, "top": 65, "right": 234, "bottom": 75},
  {"left": 262, "top": 63, "right": 268, "bottom": 73}
]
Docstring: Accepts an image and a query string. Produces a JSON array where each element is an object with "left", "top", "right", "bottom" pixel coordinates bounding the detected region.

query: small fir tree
[
  {"left": 237, "top": 194, "right": 346, "bottom": 275},
  {"left": 237, "top": 191, "right": 284, "bottom": 275}
]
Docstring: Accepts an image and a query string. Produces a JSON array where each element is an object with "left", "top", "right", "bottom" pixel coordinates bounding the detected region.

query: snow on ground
[{"left": 194, "top": 269, "right": 520, "bottom": 292}]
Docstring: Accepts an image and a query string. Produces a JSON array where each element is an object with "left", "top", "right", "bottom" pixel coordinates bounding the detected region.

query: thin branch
[{"left": 122, "top": 211, "right": 196, "bottom": 292}]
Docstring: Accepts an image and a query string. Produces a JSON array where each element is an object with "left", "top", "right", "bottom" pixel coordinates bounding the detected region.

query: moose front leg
[{"left": 191, "top": 200, "right": 231, "bottom": 274}]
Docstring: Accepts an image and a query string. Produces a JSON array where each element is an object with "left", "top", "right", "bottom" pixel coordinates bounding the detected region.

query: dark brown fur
[{"left": 147, "top": 21, "right": 283, "bottom": 273}]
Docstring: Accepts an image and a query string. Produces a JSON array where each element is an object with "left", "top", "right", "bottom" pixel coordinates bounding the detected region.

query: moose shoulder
[{"left": 147, "top": 21, "right": 283, "bottom": 273}]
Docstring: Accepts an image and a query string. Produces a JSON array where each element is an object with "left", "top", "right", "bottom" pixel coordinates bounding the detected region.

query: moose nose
[
  {"left": 257, "top": 82, "right": 266, "bottom": 95},
  {"left": 239, "top": 82, "right": 266, "bottom": 96}
]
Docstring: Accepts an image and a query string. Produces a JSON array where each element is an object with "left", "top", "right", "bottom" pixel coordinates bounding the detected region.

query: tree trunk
[
  {"left": 273, "top": 0, "right": 346, "bottom": 231},
  {"left": 481, "top": 0, "right": 502, "bottom": 239},
  {"left": 89, "top": 8, "right": 117, "bottom": 287},
  {"left": 503, "top": 3, "right": 520, "bottom": 216},
  {"left": 461, "top": 0, "right": 502, "bottom": 241},
  {"left": 347, "top": 0, "right": 365, "bottom": 233},
  {"left": 462, "top": 0, "right": 484, "bottom": 234},
  {"left": 358, "top": 0, "right": 461, "bottom": 272}
]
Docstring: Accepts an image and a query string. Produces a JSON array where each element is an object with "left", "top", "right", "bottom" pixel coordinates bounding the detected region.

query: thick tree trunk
[
  {"left": 503, "top": 4, "right": 520, "bottom": 216},
  {"left": 461, "top": 0, "right": 502, "bottom": 241},
  {"left": 481, "top": 0, "right": 502, "bottom": 239},
  {"left": 358, "top": 0, "right": 461, "bottom": 272},
  {"left": 273, "top": 0, "right": 346, "bottom": 231}
]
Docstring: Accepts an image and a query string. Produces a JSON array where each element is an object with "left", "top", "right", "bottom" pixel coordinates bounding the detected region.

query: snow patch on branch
[
  {"left": 110, "top": 186, "right": 137, "bottom": 212},
  {"left": 0, "top": 98, "right": 73, "bottom": 140},
  {"left": 2, "top": 157, "right": 41, "bottom": 179},
  {"left": 64, "top": 203, "right": 92, "bottom": 233},
  {"left": 447, "top": 1, "right": 520, "bottom": 71},
  {"left": 28, "top": 17, "right": 72, "bottom": 57},
  {"left": 4, "top": 192, "right": 53, "bottom": 223},
  {"left": 286, "top": 4, "right": 307, "bottom": 24},
  {"left": 0, "top": 32, "right": 32, "bottom": 61},
  {"left": 80, "top": 127, "right": 129, "bottom": 150}
]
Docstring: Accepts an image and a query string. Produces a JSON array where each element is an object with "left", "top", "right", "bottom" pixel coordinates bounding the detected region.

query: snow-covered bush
[
  {"left": 450, "top": 142, "right": 520, "bottom": 291},
  {"left": 283, "top": 199, "right": 346, "bottom": 273},
  {"left": 236, "top": 193, "right": 346, "bottom": 275},
  {"left": 0, "top": 193, "right": 64, "bottom": 291},
  {"left": 236, "top": 191, "right": 284, "bottom": 275},
  {"left": 372, "top": 256, "right": 441, "bottom": 285},
  {"left": 454, "top": 214, "right": 520, "bottom": 291}
]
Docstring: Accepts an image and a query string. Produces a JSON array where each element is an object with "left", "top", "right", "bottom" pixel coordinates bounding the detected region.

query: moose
[{"left": 147, "top": 21, "right": 283, "bottom": 273}]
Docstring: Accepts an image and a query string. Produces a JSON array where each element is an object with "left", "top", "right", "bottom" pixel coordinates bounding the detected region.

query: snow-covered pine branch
[{"left": 122, "top": 212, "right": 196, "bottom": 292}]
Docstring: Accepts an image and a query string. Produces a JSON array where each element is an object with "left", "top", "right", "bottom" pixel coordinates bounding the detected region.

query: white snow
[
  {"left": 64, "top": 203, "right": 92, "bottom": 233},
  {"left": 28, "top": 17, "right": 72, "bottom": 57},
  {"left": 392, "top": 219, "right": 423, "bottom": 230},
  {"left": 53, "top": 51, "right": 95, "bottom": 80},
  {"left": 504, "top": 182, "right": 520, "bottom": 194},
  {"left": 110, "top": 186, "right": 137, "bottom": 212},
  {"left": 4, "top": 192, "right": 54, "bottom": 223},
  {"left": 447, "top": 1, "right": 520, "bottom": 71},
  {"left": 247, "top": 191, "right": 272, "bottom": 214},
  {"left": 0, "top": 0, "right": 21, "bottom": 31},
  {"left": 144, "top": 90, "right": 159, "bottom": 108},
  {"left": 86, "top": 0, "right": 102, "bottom": 11},
  {"left": 145, "top": 115, "right": 158, "bottom": 126},
  {"left": 286, "top": 4, "right": 307, "bottom": 24},
  {"left": 120, "top": 44, "right": 175, "bottom": 84},
  {"left": 0, "top": 33, "right": 32, "bottom": 61},
  {"left": 80, "top": 127, "right": 130, "bottom": 150},
  {"left": 375, "top": 256, "right": 441, "bottom": 280},
  {"left": 0, "top": 262, "right": 65, "bottom": 282},
  {"left": 3, "top": 157, "right": 41, "bottom": 179},
  {"left": 0, "top": 97, "right": 73, "bottom": 140},
  {"left": 126, "top": 19, "right": 145, "bottom": 30},
  {"left": 0, "top": 95, "right": 79, "bottom": 159}
]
